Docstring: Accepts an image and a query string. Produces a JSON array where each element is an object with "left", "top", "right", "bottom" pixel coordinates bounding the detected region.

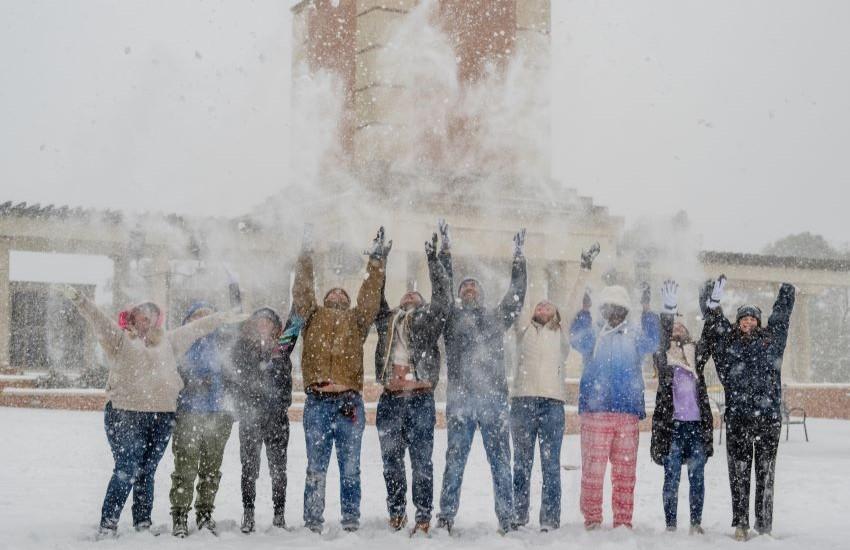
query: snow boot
[
  {"left": 272, "top": 513, "right": 287, "bottom": 529},
  {"left": 306, "top": 523, "right": 323, "bottom": 534},
  {"left": 134, "top": 520, "right": 152, "bottom": 532},
  {"left": 411, "top": 520, "right": 430, "bottom": 536},
  {"left": 690, "top": 524, "right": 705, "bottom": 535},
  {"left": 96, "top": 522, "right": 118, "bottom": 540},
  {"left": 196, "top": 512, "right": 217, "bottom": 535},
  {"left": 436, "top": 517, "right": 453, "bottom": 534},
  {"left": 389, "top": 515, "right": 408, "bottom": 531},
  {"left": 172, "top": 515, "right": 189, "bottom": 538},
  {"left": 584, "top": 521, "right": 601, "bottom": 531},
  {"left": 240, "top": 508, "right": 255, "bottom": 534},
  {"left": 734, "top": 526, "right": 749, "bottom": 541}
]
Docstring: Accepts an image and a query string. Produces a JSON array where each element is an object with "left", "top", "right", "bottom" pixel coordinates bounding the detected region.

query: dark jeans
[
  {"left": 376, "top": 391, "right": 436, "bottom": 523},
  {"left": 101, "top": 402, "right": 175, "bottom": 528},
  {"left": 662, "top": 421, "right": 707, "bottom": 528},
  {"left": 239, "top": 407, "right": 289, "bottom": 514},
  {"left": 510, "top": 396, "right": 565, "bottom": 529},
  {"left": 726, "top": 414, "right": 781, "bottom": 531},
  {"left": 438, "top": 394, "right": 513, "bottom": 530},
  {"left": 302, "top": 392, "right": 365, "bottom": 529}
]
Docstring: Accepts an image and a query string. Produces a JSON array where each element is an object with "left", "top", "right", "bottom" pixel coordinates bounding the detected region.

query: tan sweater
[
  {"left": 76, "top": 296, "right": 232, "bottom": 412},
  {"left": 512, "top": 322, "right": 569, "bottom": 401}
]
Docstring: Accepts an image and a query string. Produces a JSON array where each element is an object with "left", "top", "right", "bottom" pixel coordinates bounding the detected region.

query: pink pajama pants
[{"left": 579, "top": 412, "right": 640, "bottom": 527}]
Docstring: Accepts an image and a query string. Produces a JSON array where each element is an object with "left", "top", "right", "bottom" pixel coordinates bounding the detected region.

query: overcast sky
[{"left": 1, "top": 0, "right": 848, "bottom": 253}]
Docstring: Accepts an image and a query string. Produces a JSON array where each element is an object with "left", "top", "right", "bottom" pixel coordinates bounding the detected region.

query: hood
[
  {"left": 250, "top": 307, "right": 283, "bottom": 331},
  {"left": 182, "top": 300, "right": 216, "bottom": 326},
  {"left": 323, "top": 287, "right": 351, "bottom": 309},
  {"left": 597, "top": 285, "right": 631, "bottom": 311}
]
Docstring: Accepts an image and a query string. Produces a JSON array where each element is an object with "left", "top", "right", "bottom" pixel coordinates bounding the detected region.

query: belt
[
  {"left": 305, "top": 386, "right": 359, "bottom": 400},
  {"left": 383, "top": 387, "right": 433, "bottom": 398}
]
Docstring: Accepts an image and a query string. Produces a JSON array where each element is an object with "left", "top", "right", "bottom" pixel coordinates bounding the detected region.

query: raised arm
[
  {"left": 654, "top": 312, "right": 675, "bottom": 378},
  {"left": 63, "top": 287, "right": 125, "bottom": 360},
  {"left": 636, "top": 311, "right": 661, "bottom": 356},
  {"left": 169, "top": 312, "right": 245, "bottom": 359},
  {"left": 767, "top": 283, "right": 796, "bottom": 355},
  {"left": 564, "top": 243, "right": 600, "bottom": 320},
  {"left": 293, "top": 250, "right": 318, "bottom": 321},
  {"left": 355, "top": 227, "right": 391, "bottom": 332},
  {"left": 424, "top": 232, "right": 451, "bottom": 328},
  {"left": 495, "top": 229, "right": 528, "bottom": 328},
  {"left": 569, "top": 309, "right": 596, "bottom": 357}
]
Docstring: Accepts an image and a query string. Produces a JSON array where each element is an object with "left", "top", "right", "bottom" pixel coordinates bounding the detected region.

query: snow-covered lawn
[{"left": 0, "top": 407, "right": 845, "bottom": 549}]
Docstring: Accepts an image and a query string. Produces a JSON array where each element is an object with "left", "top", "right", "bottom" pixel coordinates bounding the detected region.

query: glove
[
  {"left": 364, "top": 226, "right": 392, "bottom": 261},
  {"left": 582, "top": 288, "right": 592, "bottom": 310},
  {"left": 301, "top": 223, "right": 315, "bottom": 253},
  {"left": 640, "top": 282, "right": 651, "bottom": 307},
  {"left": 706, "top": 275, "right": 726, "bottom": 310},
  {"left": 660, "top": 279, "right": 679, "bottom": 314},
  {"left": 513, "top": 228, "right": 526, "bottom": 258},
  {"left": 580, "top": 242, "right": 601, "bottom": 271},
  {"left": 425, "top": 233, "right": 438, "bottom": 259},
  {"left": 438, "top": 218, "right": 451, "bottom": 253},
  {"left": 60, "top": 284, "right": 81, "bottom": 303}
]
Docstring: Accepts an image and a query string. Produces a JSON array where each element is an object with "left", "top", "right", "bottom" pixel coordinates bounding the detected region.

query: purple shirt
[{"left": 672, "top": 366, "right": 701, "bottom": 421}]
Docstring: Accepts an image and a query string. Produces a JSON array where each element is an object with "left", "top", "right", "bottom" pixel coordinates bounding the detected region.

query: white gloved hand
[
  {"left": 706, "top": 275, "right": 727, "bottom": 310},
  {"left": 660, "top": 279, "right": 679, "bottom": 313},
  {"left": 60, "top": 284, "right": 81, "bottom": 303}
]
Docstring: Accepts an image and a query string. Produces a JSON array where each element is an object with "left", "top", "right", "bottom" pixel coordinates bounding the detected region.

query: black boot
[
  {"left": 172, "top": 514, "right": 189, "bottom": 538},
  {"left": 240, "top": 508, "right": 255, "bottom": 534}
]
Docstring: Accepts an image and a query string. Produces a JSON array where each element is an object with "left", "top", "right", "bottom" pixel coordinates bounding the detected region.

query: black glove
[
  {"left": 438, "top": 218, "right": 451, "bottom": 253},
  {"left": 425, "top": 233, "right": 438, "bottom": 259},
  {"left": 580, "top": 242, "right": 601, "bottom": 271},
  {"left": 513, "top": 228, "right": 526, "bottom": 258}
]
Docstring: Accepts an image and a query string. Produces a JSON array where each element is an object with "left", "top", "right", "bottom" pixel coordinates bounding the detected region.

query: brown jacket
[{"left": 293, "top": 251, "right": 385, "bottom": 392}]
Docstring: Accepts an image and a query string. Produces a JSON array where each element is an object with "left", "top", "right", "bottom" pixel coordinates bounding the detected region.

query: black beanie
[{"left": 735, "top": 305, "right": 762, "bottom": 326}]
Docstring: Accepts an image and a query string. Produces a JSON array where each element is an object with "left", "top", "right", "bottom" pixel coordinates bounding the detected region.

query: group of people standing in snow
[{"left": 61, "top": 219, "right": 795, "bottom": 543}]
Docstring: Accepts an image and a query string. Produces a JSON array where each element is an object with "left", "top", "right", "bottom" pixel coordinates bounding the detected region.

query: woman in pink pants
[{"left": 569, "top": 284, "right": 660, "bottom": 530}]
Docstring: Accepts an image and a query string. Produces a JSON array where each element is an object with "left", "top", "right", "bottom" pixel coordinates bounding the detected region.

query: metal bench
[{"left": 781, "top": 384, "right": 809, "bottom": 442}]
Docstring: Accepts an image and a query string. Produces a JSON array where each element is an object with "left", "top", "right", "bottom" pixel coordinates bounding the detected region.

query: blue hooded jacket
[
  {"left": 176, "top": 301, "right": 229, "bottom": 414},
  {"left": 570, "top": 309, "right": 660, "bottom": 419}
]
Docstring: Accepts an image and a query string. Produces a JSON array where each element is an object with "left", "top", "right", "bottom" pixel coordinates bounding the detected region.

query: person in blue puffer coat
[
  {"left": 169, "top": 301, "right": 236, "bottom": 537},
  {"left": 570, "top": 284, "right": 660, "bottom": 530}
]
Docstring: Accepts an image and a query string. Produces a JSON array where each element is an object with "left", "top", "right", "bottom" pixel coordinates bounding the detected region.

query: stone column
[{"left": 0, "top": 238, "right": 11, "bottom": 370}]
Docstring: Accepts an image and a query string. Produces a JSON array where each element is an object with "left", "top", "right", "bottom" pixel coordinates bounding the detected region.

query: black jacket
[
  {"left": 229, "top": 314, "right": 300, "bottom": 417},
  {"left": 704, "top": 283, "right": 795, "bottom": 425},
  {"left": 440, "top": 251, "right": 527, "bottom": 401},
  {"left": 650, "top": 313, "right": 715, "bottom": 465},
  {"left": 374, "top": 250, "right": 451, "bottom": 388}
]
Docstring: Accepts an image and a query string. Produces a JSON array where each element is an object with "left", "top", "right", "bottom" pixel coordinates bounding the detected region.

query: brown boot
[
  {"left": 389, "top": 515, "right": 408, "bottom": 531},
  {"left": 411, "top": 521, "right": 430, "bottom": 536}
]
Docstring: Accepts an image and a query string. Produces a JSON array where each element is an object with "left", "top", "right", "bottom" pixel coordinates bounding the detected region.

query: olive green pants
[{"left": 169, "top": 412, "right": 233, "bottom": 517}]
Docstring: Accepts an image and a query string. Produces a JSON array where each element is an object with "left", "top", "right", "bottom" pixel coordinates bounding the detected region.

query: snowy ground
[{"left": 0, "top": 407, "right": 846, "bottom": 549}]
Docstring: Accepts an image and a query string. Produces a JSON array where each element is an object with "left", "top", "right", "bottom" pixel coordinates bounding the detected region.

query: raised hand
[
  {"left": 706, "top": 275, "right": 727, "bottom": 310},
  {"left": 425, "top": 232, "right": 438, "bottom": 258},
  {"left": 581, "top": 242, "right": 601, "bottom": 271},
  {"left": 513, "top": 228, "right": 527, "bottom": 258},
  {"left": 365, "top": 226, "right": 392, "bottom": 261},
  {"left": 302, "top": 223, "right": 315, "bottom": 253},
  {"left": 640, "top": 282, "right": 652, "bottom": 308},
  {"left": 660, "top": 279, "right": 679, "bottom": 313},
  {"left": 438, "top": 218, "right": 451, "bottom": 253},
  {"left": 582, "top": 288, "right": 592, "bottom": 311}
]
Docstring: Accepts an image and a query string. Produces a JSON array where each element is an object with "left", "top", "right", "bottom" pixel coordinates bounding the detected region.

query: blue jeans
[
  {"left": 663, "top": 421, "right": 707, "bottom": 527},
  {"left": 302, "top": 392, "right": 365, "bottom": 529},
  {"left": 376, "top": 391, "right": 436, "bottom": 523},
  {"left": 438, "top": 394, "right": 513, "bottom": 530},
  {"left": 511, "top": 397, "right": 565, "bottom": 528},
  {"left": 101, "top": 402, "right": 175, "bottom": 528}
]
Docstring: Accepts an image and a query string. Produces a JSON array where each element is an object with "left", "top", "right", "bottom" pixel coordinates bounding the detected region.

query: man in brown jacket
[{"left": 295, "top": 226, "right": 390, "bottom": 533}]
